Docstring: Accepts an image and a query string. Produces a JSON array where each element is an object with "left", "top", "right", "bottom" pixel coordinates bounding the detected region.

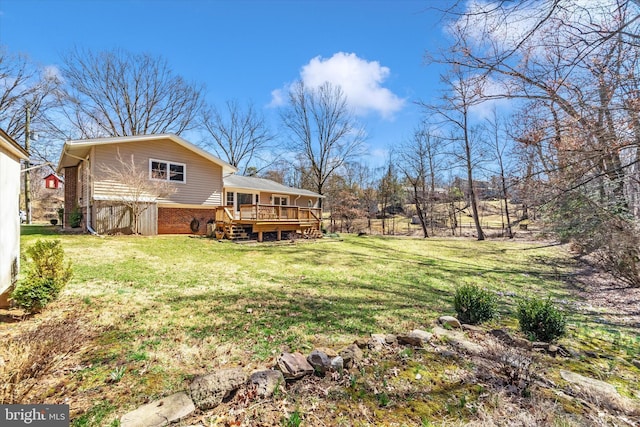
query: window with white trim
[
  {"left": 273, "top": 195, "right": 288, "bottom": 206},
  {"left": 150, "top": 159, "right": 186, "bottom": 183}
]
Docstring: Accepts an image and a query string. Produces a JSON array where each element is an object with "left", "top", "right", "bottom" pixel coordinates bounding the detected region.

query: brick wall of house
[
  {"left": 157, "top": 207, "right": 217, "bottom": 234},
  {"left": 63, "top": 166, "right": 78, "bottom": 229}
]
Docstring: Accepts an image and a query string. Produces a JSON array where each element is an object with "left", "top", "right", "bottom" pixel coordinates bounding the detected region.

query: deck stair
[
  {"left": 224, "top": 225, "right": 249, "bottom": 240},
  {"left": 303, "top": 227, "right": 323, "bottom": 239}
]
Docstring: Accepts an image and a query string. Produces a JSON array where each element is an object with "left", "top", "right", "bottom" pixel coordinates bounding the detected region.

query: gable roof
[
  {"left": 223, "top": 174, "right": 324, "bottom": 198},
  {"left": 56, "top": 134, "right": 237, "bottom": 174},
  {"left": 0, "top": 128, "right": 29, "bottom": 161}
]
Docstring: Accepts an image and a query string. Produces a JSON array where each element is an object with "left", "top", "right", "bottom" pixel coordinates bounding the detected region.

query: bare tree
[
  {"left": 438, "top": 0, "right": 640, "bottom": 282},
  {"left": 378, "top": 157, "right": 402, "bottom": 235},
  {"left": 100, "top": 151, "right": 175, "bottom": 234},
  {"left": 281, "top": 81, "right": 366, "bottom": 195},
  {"left": 60, "top": 48, "right": 204, "bottom": 138},
  {"left": 485, "top": 109, "right": 514, "bottom": 238},
  {"left": 424, "top": 65, "right": 487, "bottom": 240},
  {"left": 201, "top": 100, "right": 275, "bottom": 175},
  {"left": 398, "top": 126, "right": 444, "bottom": 238},
  {"left": 0, "top": 47, "right": 62, "bottom": 159}
]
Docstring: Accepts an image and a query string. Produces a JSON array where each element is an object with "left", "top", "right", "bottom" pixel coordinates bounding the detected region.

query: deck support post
[
  {"left": 276, "top": 229, "right": 281, "bottom": 241},
  {"left": 258, "top": 231, "right": 263, "bottom": 242}
]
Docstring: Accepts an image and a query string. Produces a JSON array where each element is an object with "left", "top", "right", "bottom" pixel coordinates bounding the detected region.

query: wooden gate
[{"left": 94, "top": 202, "right": 158, "bottom": 235}]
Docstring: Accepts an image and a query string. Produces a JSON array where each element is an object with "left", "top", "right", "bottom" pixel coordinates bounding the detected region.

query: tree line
[{"left": 3, "top": 0, "right": 640, "bottom": 286}]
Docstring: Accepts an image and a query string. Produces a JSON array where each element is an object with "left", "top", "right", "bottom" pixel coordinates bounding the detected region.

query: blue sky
[{"left": 0, "top": 0, "right": 453, "bottom": 167}]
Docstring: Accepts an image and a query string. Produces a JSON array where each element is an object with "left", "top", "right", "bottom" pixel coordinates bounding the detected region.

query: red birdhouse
[{"left": 44, "top": 173, "right": 61, "bottom": 190}]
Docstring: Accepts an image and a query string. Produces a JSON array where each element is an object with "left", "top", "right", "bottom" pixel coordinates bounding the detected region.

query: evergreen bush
[
  {"left": 453, "top": 283, "right": 498, "bottom": 324},
  {"left": 517, "top": 297, "right": 566, "bottom": 342},
  {"left": 12, "top": 240, "right": 72, "bottom": 312}
]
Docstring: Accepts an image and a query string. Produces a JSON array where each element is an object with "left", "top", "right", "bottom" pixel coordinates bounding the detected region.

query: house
[
  {"left": 0, "top": 128, "right": 29, "bottom": 307},
  {"left": 57, "top": 134, "right": 323, "bottom": 240}
]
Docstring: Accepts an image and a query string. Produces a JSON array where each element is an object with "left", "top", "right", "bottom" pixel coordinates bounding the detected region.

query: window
[
  {"left": 273, "top": 195, "right": 288, "bottom": 206},
  {"left": 237, "top": 193, "right": 253, "bottom": 206},
  {"left": 150, "top": 159, "right": 185, "bottom": 183},
  {"left": 226, "top": 191, "right": 234, "bottom": 206}
]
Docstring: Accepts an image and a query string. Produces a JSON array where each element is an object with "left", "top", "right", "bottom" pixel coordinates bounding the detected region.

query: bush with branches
[{"left": 11, "top": 240, "right": 72, "bottom": 312}]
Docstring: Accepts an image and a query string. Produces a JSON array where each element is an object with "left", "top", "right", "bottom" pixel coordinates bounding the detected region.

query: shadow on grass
[{"left": 20, "top": 224, "right": 61, "bottom": 236}]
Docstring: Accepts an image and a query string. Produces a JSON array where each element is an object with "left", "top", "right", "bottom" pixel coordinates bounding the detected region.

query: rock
[
  {"left": 120, "top": 392, "right": 195, "bottom": 427},
  {"left": 489, "top": 329, "right": 531, "bottom": 350},
  {"left": 511, "top": 336, "right": 533, "bottom": 350},
  {"left": 354, "top": 338, "right": 369, "bottom": 349},
  {"left": 633, "top": 359, "right": 640, "bottom": 370},
  {"left": 439, "top": 316, "right": 462, "bottom": 329},
  {"left": 249, "top": 370, "right": 285, "bottom": 397},
  {"left": 461, "top": 324, "right": 483, "bottom": 333},
  {"left": 315, "top": 346, "right": 338, "bottom": 358},
  {"left": 557, "top": 345, "right": 578, "bottom": 358},
  {"left": 561, "top": 370, "right": 617, "bottom": 395},
  {"left": 547, "top": 345, "right": 559, "bottom": 357},
  {"left": 339, "top": 344, "right": 363, "bottom": 368},
  {"left": 368, "top": 334, "right": 386, "bottom": 351},
  {"left": 277, "top": 352, "right": 314, "bottom": 380},
  {"left": 384, "top": 334, "right": 398, "bottom": 345},
  {"left": 307, "top": 350, "right": 332, "bottom": 375},
  {"left": 532, "top": 342, "right": 549, "bottom": 350},
  {"left": 560, "top": 370, "right": 640, "bottom": 415},
  {"left": 397, "top": 329, "right": 433, "bottom": 347},
  {"left": 189, "top": 368, "right": 246, "bottom": 410},
  {"left": 433, "top": 326, "right": 484, "bottom": 356},
  {"left": 331, "top": 356, "right": 344, "bottom": 372},
  {"left": 435, "top": 348, "right": 457, "bottom": 358}
]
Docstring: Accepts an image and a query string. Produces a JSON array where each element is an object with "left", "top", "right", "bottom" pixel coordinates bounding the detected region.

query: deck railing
[
  {"left": 215, "top": 207, "right": 234, "bottom": 224},
  {"left": 216, "top": 204, "right": 321, "bottom": 223}
]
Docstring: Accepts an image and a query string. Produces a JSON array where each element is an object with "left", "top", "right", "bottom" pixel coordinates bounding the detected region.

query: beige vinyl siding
[
  {"left": 92, "top": 138, "right": 223, "bottom": 206},
  {"left": 259, "top": 192, "right": 318, "bottom": 207},
  {"left": 295, "top": 196, "right": 318, "bottom": 208}
]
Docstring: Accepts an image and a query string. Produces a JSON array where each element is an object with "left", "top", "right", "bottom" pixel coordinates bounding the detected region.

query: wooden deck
[{"left": 213, "top": 204, "right": 323, "bottom": 241}]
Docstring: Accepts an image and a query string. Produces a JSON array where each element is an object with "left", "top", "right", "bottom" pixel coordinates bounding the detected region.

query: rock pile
[{"left": 119, "top": 315, "right": 638, "bottom": 426}]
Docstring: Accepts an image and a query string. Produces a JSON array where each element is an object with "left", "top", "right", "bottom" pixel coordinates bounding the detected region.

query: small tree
[
  {"left": 100, "top": 150, "right": 175, "bottom": 234},
  {"left": 332, "top": 189, "right": 365, "bottom": 233}
]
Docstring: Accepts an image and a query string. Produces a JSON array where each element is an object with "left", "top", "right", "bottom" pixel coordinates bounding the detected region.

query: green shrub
[
  {"left": 453, "top": 283, "right": 498, "bottom": 324},
  {"left": 12, "top": 240, "right": 72, "bottom": 312},
  {"left": 70, "top": 205, "right": 83, "bottom": 228},
  {"left": 517, "top": 297, "right": 566, "bottom": 342}
]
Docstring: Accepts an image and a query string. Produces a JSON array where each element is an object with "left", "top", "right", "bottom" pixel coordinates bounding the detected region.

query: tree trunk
[{"left": 464, "top": 116, "right": 485, "bottom": 240}]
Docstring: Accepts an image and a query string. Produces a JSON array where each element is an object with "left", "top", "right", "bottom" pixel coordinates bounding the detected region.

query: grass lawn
[{"left": 3, "top": 225, "right": 639, "bottom": 426}]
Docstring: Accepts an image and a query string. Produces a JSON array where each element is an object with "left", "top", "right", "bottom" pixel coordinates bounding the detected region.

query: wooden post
[
  {"left": 258, "top": 231, "right": 263, "bottom": 242},
  {"left": 24, "top": 107, "right": 31, "bottom": 224},
  {"left": 276, "top": 229, "right": 281, "bottom": 241}
]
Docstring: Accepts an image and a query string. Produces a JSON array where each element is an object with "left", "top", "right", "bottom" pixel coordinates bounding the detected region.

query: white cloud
[
  {"left": 43, "top": 65, "right": 62, "bottom": 81},
  {"left": 268, "top": 88, "right": 285, "bottom": 108},
  {"left": 270, "top": 52, "right": 405, "bottom": 119}
]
